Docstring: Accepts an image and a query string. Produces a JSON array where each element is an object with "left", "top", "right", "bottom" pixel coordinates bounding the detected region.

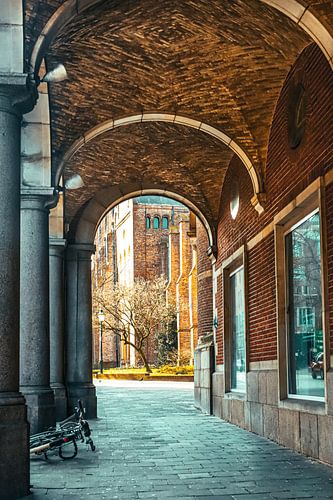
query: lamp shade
[{"left": 98, "top": 310, "right": 105, "bottom": 323}]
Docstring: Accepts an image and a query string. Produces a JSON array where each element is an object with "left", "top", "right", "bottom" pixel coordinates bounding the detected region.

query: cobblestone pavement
[{"left": 28, "top": 381, "right": 333, "bottom": 499}]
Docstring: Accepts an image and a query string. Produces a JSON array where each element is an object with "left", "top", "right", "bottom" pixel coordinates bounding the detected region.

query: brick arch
[
  {"left": 73, "top": 184, "right": 216, "bottom": 252},
  {"left": 55, "top": 113, "right": 263, "bottom": 212},
  {"left": 29, "top": 0, "right": 333, "bottom": 77}
]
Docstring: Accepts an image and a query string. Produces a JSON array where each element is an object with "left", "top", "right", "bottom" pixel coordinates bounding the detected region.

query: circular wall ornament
[{"left": 288, "top": 83, "right": 307, "bottom": 149}]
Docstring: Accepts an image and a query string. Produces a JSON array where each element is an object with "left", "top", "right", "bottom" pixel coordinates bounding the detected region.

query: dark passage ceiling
[{"left": 24, "top": 0, "right": 325, "bottom": 231}]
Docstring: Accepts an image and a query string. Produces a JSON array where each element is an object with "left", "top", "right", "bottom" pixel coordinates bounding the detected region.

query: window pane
[
  {"left": 286, "top": 211, "right": 324, "bottom": 399},
  {"left": 153, "top": 217, "right": 160, "bottom": 229},
  {"left": 162, "top": 216, "right": 169, "bottom": 229},
  {"left": 146, "top": 216, "right": 151, "bottom": 229},
  {"left": 230, "top": 267, "right": 246, "bottom": 392}
]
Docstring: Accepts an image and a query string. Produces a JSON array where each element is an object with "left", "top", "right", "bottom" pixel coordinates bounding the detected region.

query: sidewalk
[{"left": 28, "top": 381, "right": 333, "bottom": 499}]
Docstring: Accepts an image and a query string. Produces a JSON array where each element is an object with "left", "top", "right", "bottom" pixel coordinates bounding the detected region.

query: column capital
[
  {"left": 21, "top": 187, "right": 55, "bottom": 211},
  {"left": 207, "top": 244, "right": 217, "bottom": 264},
  {"left": 66, "top": 243, "right": 96, "bottom": 262},
  {"left": 50, "top": 238, "right": 67, "bottom": 257},
  {"left": 49, "top": 238, "right": 67, "bottom": 248},
  {"left": 0, "top": 73, "right": 38, "bottom": 115}
]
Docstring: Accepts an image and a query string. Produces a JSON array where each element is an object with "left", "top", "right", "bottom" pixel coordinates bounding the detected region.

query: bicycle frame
[{"left": 29, "top": 400, "right": 95, "bottom": 460}]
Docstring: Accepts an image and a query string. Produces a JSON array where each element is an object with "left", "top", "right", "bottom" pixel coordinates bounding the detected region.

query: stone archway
[
  {"left": 29, "top": 0, "right": 333, "bottom": 76},
  {"left": 55, "top": 114, "right": 263, "bottom": 215},
  {"left": 72, "top": 184, "right": 215, "bottom": 249}
]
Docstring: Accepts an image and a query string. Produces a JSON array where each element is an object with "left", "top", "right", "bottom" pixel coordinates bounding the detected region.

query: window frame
[
  {"left": 222, "top": 245, "right": 248, "bottom": 396},
  {"left": 275, "top": 184, "right": 329, "bottom": 406}
]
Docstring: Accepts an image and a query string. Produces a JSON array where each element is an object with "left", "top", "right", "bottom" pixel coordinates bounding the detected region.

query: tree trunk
[{"left": 137, "top": 347, "right": 152, "bottom": 374}]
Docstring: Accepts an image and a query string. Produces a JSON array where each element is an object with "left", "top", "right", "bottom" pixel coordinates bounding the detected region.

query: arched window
[
  {"left": 162, "top": 216, "right": 169, "bottom": 229},
  {"left": 146, "top": 216, "right": 151, "bottom": 229},
  {"left": 153, "top": 216, "right": 160, "bottom": 229}
]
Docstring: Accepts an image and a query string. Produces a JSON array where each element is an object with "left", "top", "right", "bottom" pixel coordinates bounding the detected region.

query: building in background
[{"left": 92, "top": 196, "right": 199, "bottom": 368}]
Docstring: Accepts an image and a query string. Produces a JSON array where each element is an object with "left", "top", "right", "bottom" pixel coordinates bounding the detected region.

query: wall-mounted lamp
[
  {"left": 41, "top": 63, "right": 68, "bottom": 83},
  {"left": 57, "top": 174, "right": 84, "bottom": 194},
  {"left": 64, "top": 173, "right": 84, "bottom": 190}
]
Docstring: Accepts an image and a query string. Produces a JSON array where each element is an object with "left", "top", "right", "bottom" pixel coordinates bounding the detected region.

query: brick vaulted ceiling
[{"left": 24, "top": 0, "right": 332, "bottom": 231}]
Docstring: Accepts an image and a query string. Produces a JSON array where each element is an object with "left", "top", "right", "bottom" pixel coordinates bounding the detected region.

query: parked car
[{"left": 311, "top": 352, "right": 324, "bottom": 379}]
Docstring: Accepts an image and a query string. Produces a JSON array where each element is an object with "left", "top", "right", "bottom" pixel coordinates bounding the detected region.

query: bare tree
[{"left": 95, "top": 276, "right": 176, "bottom": 373}]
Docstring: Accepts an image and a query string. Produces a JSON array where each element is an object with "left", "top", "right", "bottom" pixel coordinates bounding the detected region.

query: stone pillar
[
  {"left": 0, "top": 77, "right": 31, "bottom": 498},
  {"left": 65, "top": 244, "right": 97, "bottom": 418},
  {"left": 50, "top": 239, "right": 67, "bottom": 420},
  {"left": 188, "top": 241, "right": 198, "bottom": 365},
  {"left": 166, "top": 225, "right": 180, "bottom": 299},
  {"left": 20, "top": 189, "right": 56, "bottom": 433},
  {"left": 176, "top": 216, "right": 192, "bottom": 364}
]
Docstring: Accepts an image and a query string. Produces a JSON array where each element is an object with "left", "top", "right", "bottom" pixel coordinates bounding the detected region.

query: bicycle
[{"left": 30, "top": 400, "right": 96, "bottom": 460}]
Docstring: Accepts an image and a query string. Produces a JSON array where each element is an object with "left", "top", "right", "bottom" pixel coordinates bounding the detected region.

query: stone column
[
  {"left": 0, "top": 77, "right": 31, "bottom": 498},
  {"left": 176, "top": 216, "right": 192, "bottom": 364},
  {"left": 65, "top": 244, "right": 97, "bottom": 418},
  {"left": 20, "top": 189, "right": 56, "bottom": 433},
  {"left": 49, "top": 239, "right": 67, "bottom": 420},
  {"left": 188, "top": 241, "right": 198, "bottom": 365}
]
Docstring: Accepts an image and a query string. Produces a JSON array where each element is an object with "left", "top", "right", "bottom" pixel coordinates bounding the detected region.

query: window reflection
[
  {"left": 230, "top": 267, "right": 246, "bottom": 392},
  {"left": 286, "top": 211, "right": 324, "bottom": 399}
]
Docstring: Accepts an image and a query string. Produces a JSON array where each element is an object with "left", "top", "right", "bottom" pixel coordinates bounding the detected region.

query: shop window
[
  {"left": 285, "top": 210, "right": 324, "bottom": 399},
  {"left": 153, "top": 216, "right": 160, "bottom": 229},
  {"left": 275, "top": 182, "right": 328, "bottom": 405},
  {"left": 230, "top": 267, "right": 246, "bottom": 391},
  {"left": 146, "top": 216, "right": 151, "bottom": 229},
  {"left": 162, "top": 216, "right": 169, "bottom": 229},
  {"left": 222, "top": 246, "right": 247, "bottom": 394}
]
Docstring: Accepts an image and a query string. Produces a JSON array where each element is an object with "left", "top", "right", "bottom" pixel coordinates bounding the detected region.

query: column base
[
  {"left": 0, "top": 393, "right": 30, "bottom": 499},
  {"left": 21, "top": 386, "right": 56, "bottom": 434},
  {"left": 51, "top": 383, "right": 67, "bottom": 421},
  {"left": 67, "top": 383, "right": 97, "bottom": 419}
]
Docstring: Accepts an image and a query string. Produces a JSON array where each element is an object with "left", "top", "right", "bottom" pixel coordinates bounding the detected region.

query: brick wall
[
  {"left": 92, "top": 200, "right": 195, "bottom": 366},
  {"left": 215, "top": 273, "right": 223, "bottom": 365},
  {"left": 326, "top": 182, "right": 333, "bottom": 356},
  {"left": 133, "top": 204, "right": 189, "bottom": 364},
  {"left": 247, "top": 235, "right": 277, "bottom": 362},
  {"left": 196, "top": 220, "right": 213, "bottom": 339},
  {"left": 215, "top": 43, "right": 333, "bottom": 363},
  {"left": 176, "top": 217, "right": 192, "bottom": 361}
]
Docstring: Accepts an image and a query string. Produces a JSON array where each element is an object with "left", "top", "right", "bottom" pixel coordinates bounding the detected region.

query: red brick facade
[
  {"left": 195, "top": 44, "right": 333, "bottom": 464},
  {"left": 92, "top": 197, "right": 199, "bottom": 367},
  {"left": 210, "top": 43, "right": 333, "bottom": 364},
  {"left": 197, "top": 221, "right": 213, "bottom": 340}
]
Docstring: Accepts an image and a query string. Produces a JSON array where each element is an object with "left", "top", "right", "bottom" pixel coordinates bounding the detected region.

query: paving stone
[{"left": 26, "top": 381, "right": 333, "bottom": 499}]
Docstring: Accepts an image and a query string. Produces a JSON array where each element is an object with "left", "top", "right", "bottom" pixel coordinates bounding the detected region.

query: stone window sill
[
  {"left": 279, "top": 398, "right": 326, "bottom": 415},
  {"left": 224, "top": 391, "right": 246, "bottom": 401}
]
